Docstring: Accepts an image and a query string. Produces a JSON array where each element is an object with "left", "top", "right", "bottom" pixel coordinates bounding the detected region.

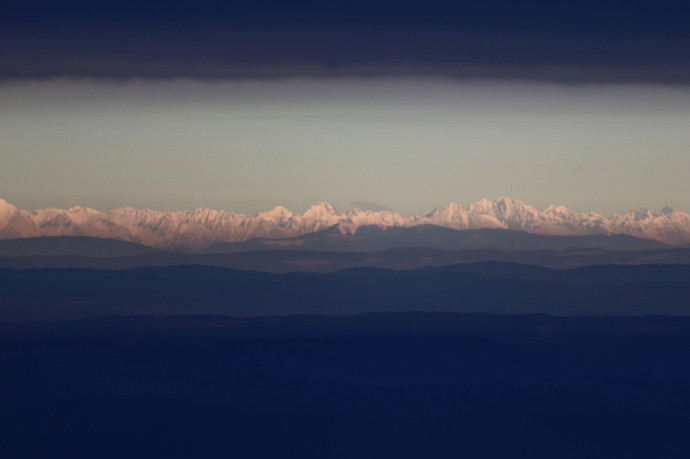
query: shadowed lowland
[
  {"left": 2, "top": 312, "right": 690, "bottom": 458},
  {"left": 1, "top": 262, "right": 689, "bottom": 321}
]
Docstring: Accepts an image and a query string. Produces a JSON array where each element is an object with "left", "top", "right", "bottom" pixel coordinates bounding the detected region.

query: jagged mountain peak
[
  {"left": 0, "top": 199, "right": 19, "bottom": 228},
  {"left": 469, "top": 196, "right": 528, "bottom": 212},
  {"left": 494, "top": 196, "right": 525, "bottom": 205},
  {"left": 544, "top": 204, "right": 571, "bottom": 214},
  {"left": 442, "top": 202, "right": 466, "bottom": 214},
  {"left": 305, "top": 201, "right": 337, "bottom": 213},
  {"left": 617, "top": 208, "right": 659, "bottom": 220},
  {"left": 110, "top": 206, "right": 154, "bottom": 216},
  {"left": 259, "top": 205, "right": 293, "bottom": 218},
  {"left": 65, "top": 205, "right": 101, "bottom": 216},
  {"left": 301, "top": 202, "right": 340, "bottom": 220},
  {"left": 0, "top": 198, "right": 18, "bottom": 213},
  {"left": 424, "top": 201, "right": 464, "bottom": 216}
]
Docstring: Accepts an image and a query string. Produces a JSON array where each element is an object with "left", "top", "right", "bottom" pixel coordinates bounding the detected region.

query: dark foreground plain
[{"left": 2, "top": 313, "right": 690, "bottom": 458}]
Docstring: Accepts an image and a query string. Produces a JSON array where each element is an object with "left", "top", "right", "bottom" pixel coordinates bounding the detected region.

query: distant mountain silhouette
[
  {"left": 206, "top": 225, "right": 669, "bottom": 253},
  {"left": 1, "top": 262, "right": 688, "bottom": 320},
  {"left": 0, "top": 236, "right": 159, "bottom": 257},
  {"left": 2, "top": 246, "right": 690, "bottom": 272}
]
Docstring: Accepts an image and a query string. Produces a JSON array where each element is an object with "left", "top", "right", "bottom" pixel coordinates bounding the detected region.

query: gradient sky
[{"left": 2, "top": 0, "right": 689, "bottom": 215}]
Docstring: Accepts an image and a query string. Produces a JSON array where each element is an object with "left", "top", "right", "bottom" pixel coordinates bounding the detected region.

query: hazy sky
[
  {"left": 2, "top": 0, "right": 689, "bottom": 215},
  {"left": 1, "top": 79, "right": 689, "bottom": 216}
]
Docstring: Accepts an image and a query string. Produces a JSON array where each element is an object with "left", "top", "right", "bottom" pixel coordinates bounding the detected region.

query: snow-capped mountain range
[{"left": 1, "top": 197, "right": 689, "bottom": 249}]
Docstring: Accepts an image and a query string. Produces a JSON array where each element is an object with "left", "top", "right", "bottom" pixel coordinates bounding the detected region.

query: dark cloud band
[{"left": 3, "top": 0, "right": 689, "bottom": 83}]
